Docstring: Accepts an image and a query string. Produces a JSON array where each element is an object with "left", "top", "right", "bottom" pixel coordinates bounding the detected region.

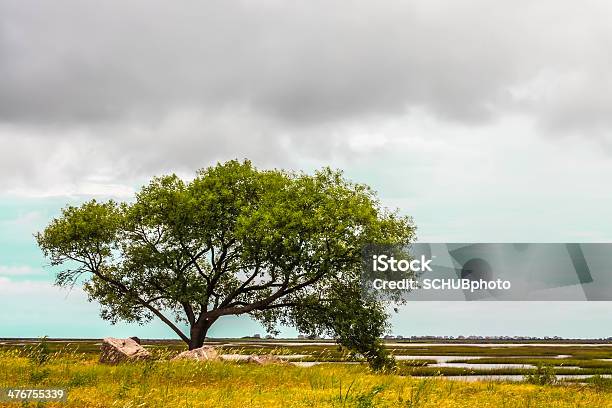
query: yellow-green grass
[{"left": 1, "top": 351, "right": 611, "bottom": 408}]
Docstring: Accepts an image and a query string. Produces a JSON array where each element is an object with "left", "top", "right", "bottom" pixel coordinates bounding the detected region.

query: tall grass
[{"left": 1, "top": 351, "right": 611, "bottom": 407}]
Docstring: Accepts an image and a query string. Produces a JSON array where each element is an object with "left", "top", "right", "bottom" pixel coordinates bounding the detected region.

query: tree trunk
[{"left": 188, "top": 320, "right": 213, "bottom": 350}]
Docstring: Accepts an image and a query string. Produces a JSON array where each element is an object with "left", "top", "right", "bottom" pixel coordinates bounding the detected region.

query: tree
[{"left": 37, "top": 160, "right": 415, "bottom": 369}]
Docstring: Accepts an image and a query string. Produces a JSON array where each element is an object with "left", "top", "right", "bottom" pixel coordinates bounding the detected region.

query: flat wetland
[{"left": 1, "top": 338, "right": 611, "bottom": 407}]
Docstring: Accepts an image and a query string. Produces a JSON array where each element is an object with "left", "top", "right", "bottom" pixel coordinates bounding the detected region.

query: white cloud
[
  {"left": 0, "top": 276, "right": 47, "bottom": 290},
  {"left": 0, "top": 265, "right": 42, "bottom": 277}
]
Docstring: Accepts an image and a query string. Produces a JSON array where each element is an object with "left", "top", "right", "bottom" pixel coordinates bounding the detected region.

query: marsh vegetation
[{"left": 1, "top": 339, "right": 611, "bottom": 407}]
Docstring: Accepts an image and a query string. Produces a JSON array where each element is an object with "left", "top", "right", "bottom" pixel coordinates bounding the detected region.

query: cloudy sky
[{"left": 1, "top": 0, "right": 612, "bottom": 339}]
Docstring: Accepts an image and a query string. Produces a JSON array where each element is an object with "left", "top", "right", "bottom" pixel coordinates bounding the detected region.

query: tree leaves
[{"left": 37, "top": 159, "right": 416, "bottom": 364}]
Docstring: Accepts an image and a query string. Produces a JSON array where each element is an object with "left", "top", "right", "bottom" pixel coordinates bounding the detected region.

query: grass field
[{"left": 0, "top": 339, "right": 611, "bottom": 407}]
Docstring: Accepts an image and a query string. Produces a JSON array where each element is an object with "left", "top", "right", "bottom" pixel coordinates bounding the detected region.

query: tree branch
[{"left": 82, "top": 262, "right": 190, "bottom": 343}]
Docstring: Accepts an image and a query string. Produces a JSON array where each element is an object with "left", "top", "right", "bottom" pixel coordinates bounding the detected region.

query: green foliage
[
  {"left": 37, "top": 160, "right": 415, "bottom": 368},
  {"left": 288, "top": 281, "right": 396, "bottom": 371},
  {"left": 523, "top": 363, "right": 557, "bottom": 385}
]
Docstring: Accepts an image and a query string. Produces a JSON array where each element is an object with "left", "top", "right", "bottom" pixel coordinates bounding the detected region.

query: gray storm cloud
[
  {"left": 1, "top": 0, "right": 612, "bottom": 193},
  {"left": 1, "top": 0, "right": 610, "bottom": 126}
]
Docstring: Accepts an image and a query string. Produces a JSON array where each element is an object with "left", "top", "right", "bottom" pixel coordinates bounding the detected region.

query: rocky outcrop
[
  {"left": 100, "top": 337, "right": 151, "bottom": 364},
  {"left": 171, "top": 346, "right": 221, "bottom": 361},
  {"left": 169, "top": 346, "right": 289, "bottom": 365},
  {"left": 246, "top": 354, "right": 290, "bottom": 365}
]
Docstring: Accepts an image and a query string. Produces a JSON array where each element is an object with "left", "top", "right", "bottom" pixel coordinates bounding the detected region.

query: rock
[
  {"left": 129, "top": 336, "right": 141, "bottom": 345},
  {"left": 246, "top": 354, "right": 290, "bottom": 366},
  {"left": 100, "top": 337, "right": 151, "bottom": 364},
  {"left": 172, "top": 346, "right": 221, "bottom": 361}
]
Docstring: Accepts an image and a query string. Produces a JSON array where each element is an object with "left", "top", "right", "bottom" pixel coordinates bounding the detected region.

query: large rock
[
  {"left": 100, "top": 337, "right": 151, "bottom": 364},
  {"left": 172, "top": 346, "right": 221, "bottom": 361},
  {"left": 246, "top": 354, "right": 290, "bottom": 366}
]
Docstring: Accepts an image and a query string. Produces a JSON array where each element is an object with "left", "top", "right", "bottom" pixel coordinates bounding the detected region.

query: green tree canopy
[{"left": 37, "top": 160, "right": 415, "bottom": 369}]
